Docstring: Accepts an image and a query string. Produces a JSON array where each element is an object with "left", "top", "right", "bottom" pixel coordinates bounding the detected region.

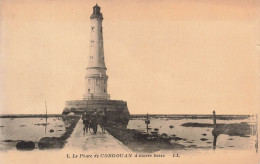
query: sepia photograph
[{"left": 0, "top": 0, "right": 259, "bottom": 163}]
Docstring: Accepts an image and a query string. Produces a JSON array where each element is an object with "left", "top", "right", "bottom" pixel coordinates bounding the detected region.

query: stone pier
[{"left": 64, "top": 119, "right": 131, "bottom": 152}]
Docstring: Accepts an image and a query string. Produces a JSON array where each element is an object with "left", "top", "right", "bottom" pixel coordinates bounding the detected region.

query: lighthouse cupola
[{"left": 90, "top": 4, "right": 103, "bottom": 20}]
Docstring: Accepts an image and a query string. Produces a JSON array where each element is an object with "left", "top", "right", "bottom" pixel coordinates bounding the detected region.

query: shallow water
[
  {"left": 127, "top": 118, "right": 256, "bottom": 150},
  {"left": 0, "top": 116, "right": 257, "bottom": 152},
  {"left": 0, "top": 117, "right": 67, "bottom": 150}
]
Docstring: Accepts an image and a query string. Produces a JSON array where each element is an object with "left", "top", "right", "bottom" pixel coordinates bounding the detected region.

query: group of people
[{"left": 81, "top": 108, "right": 108, "bottom": 134}]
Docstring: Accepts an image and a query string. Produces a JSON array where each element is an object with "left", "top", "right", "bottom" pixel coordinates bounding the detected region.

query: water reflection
[
  {"left": 213, "top": 134, "right": 218, "bottom": 150},
  {"left": 44, "top": 117, "right": 48, "bottom": 134}
]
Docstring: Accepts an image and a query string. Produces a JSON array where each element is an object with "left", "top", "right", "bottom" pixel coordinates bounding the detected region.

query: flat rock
[
  {"left": 200, "top": 138, "right": 208, "bottom": 141},
  {"left": 16, "top": 141, "right": 35, "bottom": 150},
  {"left": 38, "top": 137, "right": 63, "bottom": 149},
  {"left": 169, "top": 125, "right": 174, "bottom": 128}
]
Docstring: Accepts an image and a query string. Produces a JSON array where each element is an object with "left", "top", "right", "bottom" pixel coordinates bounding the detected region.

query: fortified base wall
[{"left": 63, "top": 100, "right": 130, "bottom": 124}]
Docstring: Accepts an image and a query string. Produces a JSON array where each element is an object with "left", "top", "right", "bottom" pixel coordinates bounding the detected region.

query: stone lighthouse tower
[
  {"left": 83, "top": 4, "right": 110, "bottom": 100},
  {"left": 64, "top": 4, "right": 130, "bottom": 124}
]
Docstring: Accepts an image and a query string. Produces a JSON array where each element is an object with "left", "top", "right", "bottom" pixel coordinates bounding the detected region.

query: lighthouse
[
  {"left": 64, "top": 4, "right": 130, "bottom": 124},
  {"left": 83, "top": 4, "right": 110, "bottom": 100}
]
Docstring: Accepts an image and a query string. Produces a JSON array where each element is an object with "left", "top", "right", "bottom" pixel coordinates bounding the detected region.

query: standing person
[
  {"left": 82, "top": 112, "right": 87, "bottom": 123},
  {"left": 100, "top": 108, "right": 108, "bottom": 132},
  {"left": 82, "top": 112, "right": 87, "bottom": 134},
  {"left": 90, "top": 110, "right": 98, "bottom": 134},
  {"left": 84, "top": 112, "right": 91, "bottom": 133},
  {"left": 86, "top": 112, "right": 91, "bottom": 132}
]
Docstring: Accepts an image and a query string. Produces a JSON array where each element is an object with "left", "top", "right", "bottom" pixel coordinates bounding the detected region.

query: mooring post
[
  {"left": 45, "top": 101, "right": 48, "bottom": 134},
  {"left": 212, "top": 110, "right": 217, "bottom": 150},
  {"left": 145, "top": 113, "right": 150, "bottom": 134},
  {"left": 213, "top": 110, "right": 216, "bottom": 130},
  {"left": 213, "top": 134, "right": 217, "bottom": 150}
]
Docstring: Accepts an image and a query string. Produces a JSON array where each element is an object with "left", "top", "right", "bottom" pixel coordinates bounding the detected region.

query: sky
[{"left": 0, "top": 0, "right": 259, "bottom": 114}]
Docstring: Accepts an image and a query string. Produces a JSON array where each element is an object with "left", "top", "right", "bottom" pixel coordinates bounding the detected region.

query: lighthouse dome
[{"left": 90, "top": 4, "right": 103, "bottom": 19}]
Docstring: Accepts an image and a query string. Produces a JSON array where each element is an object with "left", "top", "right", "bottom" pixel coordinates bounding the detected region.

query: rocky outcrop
[
  {"left": 182, "top": 122, "right": 255, "bottom": 137},
  {"left": 105, "top": 121, "right": 185, "bottom": 152},
  {"left": 38, "top": 116, "right": 80, "bottom": 149},
  {"left": 16, "top": 141, "right": 35, "bottom": 150},
  {"left": 38, "top": 137, "right": 62, "bottom": 149}
]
